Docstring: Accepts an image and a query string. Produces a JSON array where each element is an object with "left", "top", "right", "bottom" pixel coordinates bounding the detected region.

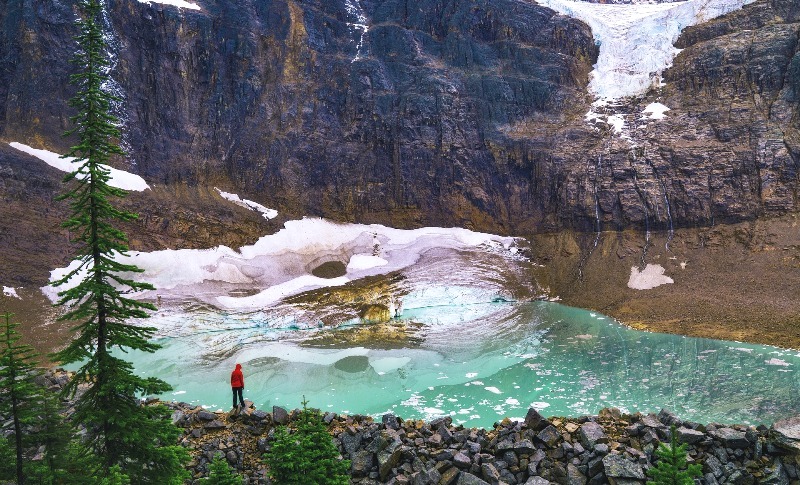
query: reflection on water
[{"left": 122, "top": 301, "right": 800, "bottom": 428}]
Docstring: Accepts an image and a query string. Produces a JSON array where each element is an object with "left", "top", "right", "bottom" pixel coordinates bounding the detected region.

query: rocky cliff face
[{"left": 0, "top": 0, "right": 797, "bottom": 235}]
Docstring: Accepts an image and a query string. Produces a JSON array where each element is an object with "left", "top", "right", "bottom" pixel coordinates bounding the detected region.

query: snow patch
[
  {"left": 9, "top": 142, "right": 150, "bottom": 192},
  {"left": 627, "top": 264, "right": 674, "bottom": 290},
  {"left": 347, "top": 254, "right": 388, "bottom": 271},
  {"left": 643, "top": 102, "right": 670, "bottom": 120},
  {"left": 536, "top": 0, "right": 756, "bottom": 100},
  {"left": 137, "top": 0, "right": 201, "bottom": 10},
  {"left": 2, "top": 287, "right": 20, "bottom": 299},
  {"left": 215, "top": 188, "right": 278, "bottom": 219}
]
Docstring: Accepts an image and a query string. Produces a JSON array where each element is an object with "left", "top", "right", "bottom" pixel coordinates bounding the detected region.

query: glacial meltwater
[{"left": 123, "top": 300, "right": 800, "bottom": 428}]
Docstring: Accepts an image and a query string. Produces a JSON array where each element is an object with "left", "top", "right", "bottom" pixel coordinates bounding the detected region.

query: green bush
[
  {"left": 203, "top": 455, "right": 242, "bottom": 485},
  {"left": 264, "top": 399, "right": 350, "bottom": 485}
]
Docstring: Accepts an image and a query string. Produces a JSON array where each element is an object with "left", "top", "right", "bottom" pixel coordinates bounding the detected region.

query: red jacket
[{"left": 231, "top": 364, "right": 244, "bottom": 388}]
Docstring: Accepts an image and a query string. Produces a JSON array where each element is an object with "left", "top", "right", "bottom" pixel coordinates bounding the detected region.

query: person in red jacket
[{"left": 231, "top": 363, "right": 245, "bottom": 409}]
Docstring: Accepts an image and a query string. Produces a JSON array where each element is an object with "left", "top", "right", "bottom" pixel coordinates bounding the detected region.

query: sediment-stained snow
[
  {"left": 627, "top": 264, "right": 674, "bottom": 290},
  {"left": 215, "top": 188, "right": 278, "bottom": 219},
  {"left": 2, "top": 286, "right": 20, "bottom": 299},
  {"left": 9, "top": 142, "right": 150, "bottom": 192},
  {"left": 44, "top": 218, "right": 520, "bottom": 311},
  {"left": 643, "top": 102, "right": 670, "bottom": 120},
  {"left": 137, "top": 0, "right": 201, "bottom": 10},
  {"left": 536, "top": 0, "right": 756, "bottom": 100}
]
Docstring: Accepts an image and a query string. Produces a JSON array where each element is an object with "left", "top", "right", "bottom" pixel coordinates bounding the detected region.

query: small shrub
[
  {"left": 647, "top": 424, "right": 703, "bottom": 485},
  {"left": 264, "top": 398, "right": 350, "bottom": 485}
]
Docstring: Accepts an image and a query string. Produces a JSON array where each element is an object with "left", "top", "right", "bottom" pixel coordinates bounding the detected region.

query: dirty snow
[
  {"left": 2, "top": 287, "right": 20, "bottom": 299},
  {"left": 137, "top": 0, "right": 201, "bottom": 10},
  {"left": 43, "top": 218, "right": 519, "bottom": 311},
  {"left": 215, "top": 188, "right": 278, "bottom": 219},
  {"left": 627, "top": 264, "right": 674, "bottom": 290},
  {"left": 9, "top": 142, "right": 150, "bottom": 192}
]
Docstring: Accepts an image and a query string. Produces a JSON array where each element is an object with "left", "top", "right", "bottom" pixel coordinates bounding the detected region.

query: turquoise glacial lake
[{"left": 124, "top": 300, "right": 800, "bottom": 428}]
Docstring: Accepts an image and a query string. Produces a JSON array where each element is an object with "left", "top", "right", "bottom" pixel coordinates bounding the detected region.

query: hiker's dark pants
[{"left": 232, "top": 387, "right": 244, "bottom": 407}]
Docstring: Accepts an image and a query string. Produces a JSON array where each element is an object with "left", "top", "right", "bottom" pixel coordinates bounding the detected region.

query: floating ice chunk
[
  {"left": 236, "top": 342, "right": 369, "bottom": 366},
  {"left": 369, "top": 357, "right": 411, "bottom": 374},
  {"left": 485, "top": 386, "right": 502, "bottom": 394},
  {"left": 137, "top": 0, "right": 201, "bottom": 10},
  {"left": 9, "top": 142, "right": 150, "bottom": 191},
  {"left": 347, "top": 254, "right": 388, "bottom": 271},
  {"left": 215, "top": 188, "right": 278, "bottom": 219},
  {"left": 766, "top": 358, "right": 791, "bottom": 367},
  {"left": 2, "top": 286, "right": 20, "bottom": 299},
  {"left": 505, "top": 397, "right": 520, "bottom": 406},
  {"left": 627, "top": 264, "right": 674, "bottom": 290},
  {"left": 530, "top": 401, "right": 550, "bottom": 409},
  {"left": 643, "top": 102, "right": 670, "bottom": 120},
  {"left": 465, "top": 372, "right": 478, "bottom": 378}
]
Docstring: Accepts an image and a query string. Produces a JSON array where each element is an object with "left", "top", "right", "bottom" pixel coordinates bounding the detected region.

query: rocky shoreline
[{"left": 160, "top": 395, "right": 800, "bottom": 484}]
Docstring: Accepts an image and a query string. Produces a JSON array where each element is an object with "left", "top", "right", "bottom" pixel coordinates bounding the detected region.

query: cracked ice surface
[
  {"left": 43, "top": 217, "right": 522, "bottom": 318},
  {"left": 537, "top": 0, "right": 756, "bottom": 100}
]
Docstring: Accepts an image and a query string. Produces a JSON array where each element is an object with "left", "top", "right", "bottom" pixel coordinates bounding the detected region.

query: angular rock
[
  {"left": 272, "top": 406, "right": 289, "bottom": 425},
  {"left": 197, "top": 410, "right": 216, "bottom": 421},
  {"left": 602, "top": 454, "right": 644, "bottom": 480},
  {"left": 579, "top": 422, "right": 608, "bottom": 448},
  {"left": 676, "top": 427, "right": 705, "bottom": 444},
  {"left": 454, "top": 452, "right": 472, "bottom": 469},
  {"left": 772, "top": 416, "right": 800, "bottom": 454},
  {"left": 525, "top": 407, "right": 552, "bottom": 432},
  {"left": 457, "top": 473, "right": 490, "bottom": 485},
  {"left": 383, "top": 413, "right": 400, "bottom": 430},
  {"left": 203, "top": 419, "right": 226, "bottom": 430},
  {"left": 709, "top": 427, "right": 750, "bottom": 449},
  {"left": 525, "top": 478, "right": 551, "bottom": 485},
  {"left": 378, "top": 446, "right": 403, "bottom": 481},
  {"left": 567, "top": 463, "right": 587, "bottom": 485},
  {"left": 350, "top": 450, "right": 374, "bottom": 478},
  {"left": 481, "top": 463, "right": 501, "bottom": 482},
  {"left": 538, "top": 425, "right": 562, "bottom": 448}
]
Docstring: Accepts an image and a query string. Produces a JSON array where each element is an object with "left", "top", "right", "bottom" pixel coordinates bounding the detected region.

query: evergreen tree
[
  {"left": 0, "top": 312, "right": 43, "bottom": 485},
  {"left": 646, "top": 424, "right": 703, "bottom": 485},
  {"left": 203, "top": 454, "right": 243, "bottom": 485},
  {"left": 264, "top": 398, "right": 350, "bottom": 485},
  {"left": 53, "top": 0, "right": 188, "bottom": 481}
]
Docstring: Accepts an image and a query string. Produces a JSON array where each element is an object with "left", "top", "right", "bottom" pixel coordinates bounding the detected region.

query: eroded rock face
[{"left": 0, "top": 0, "right": 797, "bottom": 236}]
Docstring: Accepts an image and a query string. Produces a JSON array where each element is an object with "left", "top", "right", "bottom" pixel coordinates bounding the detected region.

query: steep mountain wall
[{"left": 0, "top": 0, "right": 797, "bottom": 234}]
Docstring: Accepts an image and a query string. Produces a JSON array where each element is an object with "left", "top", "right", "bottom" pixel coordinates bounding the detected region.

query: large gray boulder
[{"left": 772, "top": 416, "right": 800, "bottom": 454}]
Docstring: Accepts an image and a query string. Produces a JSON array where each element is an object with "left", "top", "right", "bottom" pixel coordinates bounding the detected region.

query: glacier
[{"left": 536, "top": 0, "right": 756, "bottom": 100}]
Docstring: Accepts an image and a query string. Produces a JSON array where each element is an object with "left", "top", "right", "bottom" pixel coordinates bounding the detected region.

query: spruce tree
[
  {"left": 203, "top": 454, "right": 243, "bottom": 485},
  {"left": 0, "top": 312, "right": 43, "bottom": 485},
  {"left": 646, "top": 424, "right": 703, "bottom": 485},
  {"left": 53, "top": 0, "right": 188, "bottom": 481},
  {"left": 264, "top": 398, "right": 350, "bottom": 485}
]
